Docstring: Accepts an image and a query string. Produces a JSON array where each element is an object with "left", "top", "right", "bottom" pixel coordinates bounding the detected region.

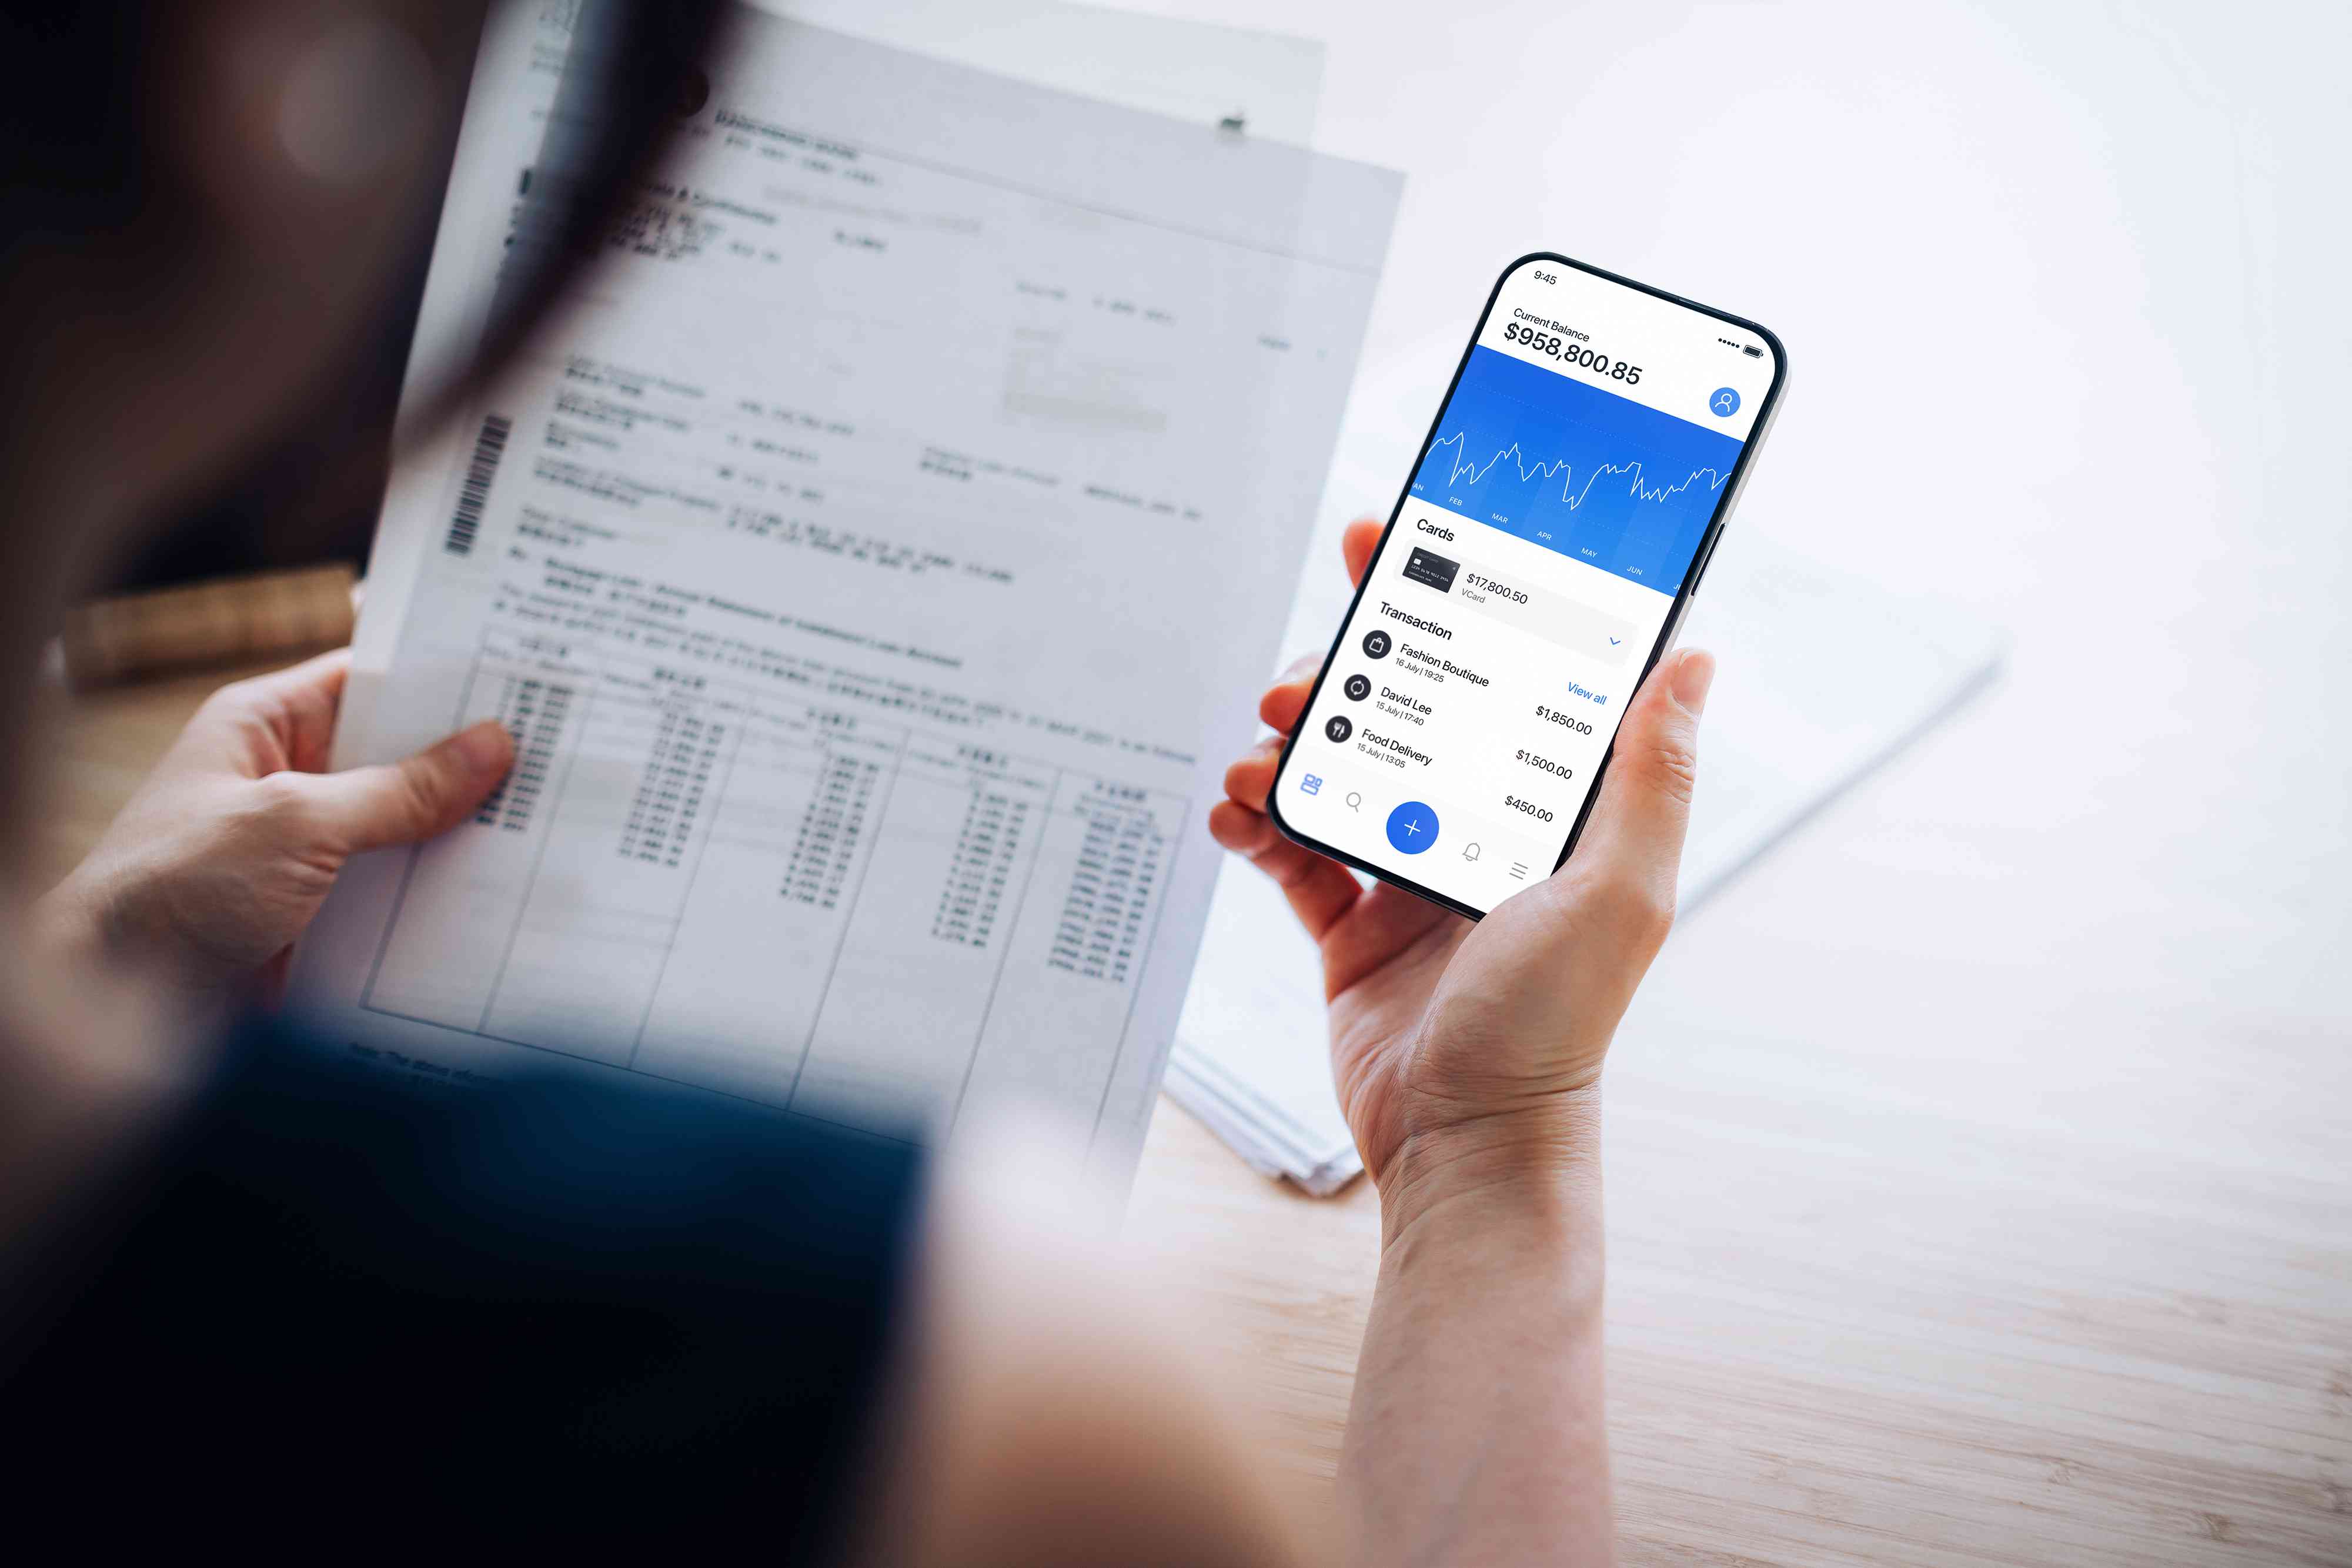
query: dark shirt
[{"left": 1, "top": 1023, "right": 920, "bottom": 1557}]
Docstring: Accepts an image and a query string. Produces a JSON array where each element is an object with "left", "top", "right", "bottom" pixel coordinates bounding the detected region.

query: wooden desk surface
[{"left": 32, "top": 661, "right": 2351, "bottom": 1566}]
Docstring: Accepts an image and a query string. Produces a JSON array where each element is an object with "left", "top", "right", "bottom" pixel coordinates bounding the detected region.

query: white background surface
[{"left": 1115, "top": 0, "right": 2350, "bottom": 1164}]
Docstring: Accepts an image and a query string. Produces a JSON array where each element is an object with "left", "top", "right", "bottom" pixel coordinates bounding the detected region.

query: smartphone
[{"left": 1269, "top": 253, "right": 1786, "bottom": 919}]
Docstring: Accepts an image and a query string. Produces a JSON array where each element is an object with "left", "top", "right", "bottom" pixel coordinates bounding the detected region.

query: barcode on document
[{"left": 443, "top": 413, "right": 513, "bottom": 556}]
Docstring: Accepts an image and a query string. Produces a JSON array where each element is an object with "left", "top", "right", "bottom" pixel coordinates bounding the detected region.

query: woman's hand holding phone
[
  {"left": 1212, "top": 516, "right": 1715, "bottom": 1565},
  {"left": 1212, "top": 516, "right": 1715, "bottom": 1223}
]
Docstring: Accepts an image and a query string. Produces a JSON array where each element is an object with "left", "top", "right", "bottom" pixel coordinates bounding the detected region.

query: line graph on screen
[
  {"left": 1423, "top": 431, "right": 1729, "bottom": 514},
  {"left": 1409, "top": 347, "right": 1745, "bottom": 590}
]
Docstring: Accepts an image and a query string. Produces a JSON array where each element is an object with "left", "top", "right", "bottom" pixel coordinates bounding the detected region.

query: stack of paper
[{"left": 1167, "top": 526, "right": 2004, "bottom": 1193}]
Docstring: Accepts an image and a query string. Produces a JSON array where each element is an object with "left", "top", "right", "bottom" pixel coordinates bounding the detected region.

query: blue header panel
[{"left": 1410, "top": 346, "right": 1745, "bottom": 594}]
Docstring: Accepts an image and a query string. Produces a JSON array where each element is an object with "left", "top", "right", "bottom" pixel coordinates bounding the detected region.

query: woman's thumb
[
  {"left": 1565, "top": 647, "right": 1712, "bottom": 918},
  {"left": 300, "top": 720, "right": 516, "bottom": 854}
]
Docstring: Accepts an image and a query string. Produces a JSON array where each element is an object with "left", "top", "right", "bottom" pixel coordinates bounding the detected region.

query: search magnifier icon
[
  {"left": 1462, "top": 842, "right": 1482, "bottom": 862},
  {"left": 1345, "top": 791, "right": 1362, "bottom": 811}
]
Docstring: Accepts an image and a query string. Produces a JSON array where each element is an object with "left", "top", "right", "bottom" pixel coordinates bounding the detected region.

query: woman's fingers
[
  {"left": 1223, "top": 734, "right": 1284, "bottom": 813},
  {"left": 1205, "top": 516, "right": 1394, "bottom": 938},
  {"left": 1255, "top": 521, "right": 1386, "bottom": 733},
  {"left": 187, "top": 647, "right": 353, "bottom": 775},
  {"left": 1216, "top": 736, "right": 1360, "bottom": 938},
  {"left": 1342, "top": 517, "right": 1382, "bottom": 586},
  {"left": 1208, "top": 800, "right": 1362, "bottom": 938},
  {"left": 1254, "top": 651, "right": 1318, "bottom": 733},
  {"left": 1258, "top": 673, "right": 1315, "bottom": 735}
]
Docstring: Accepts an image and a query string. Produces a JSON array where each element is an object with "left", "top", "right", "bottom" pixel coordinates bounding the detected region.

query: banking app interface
[{"left": 1279, "top": 259, "right": 1775, "bottom": 912}]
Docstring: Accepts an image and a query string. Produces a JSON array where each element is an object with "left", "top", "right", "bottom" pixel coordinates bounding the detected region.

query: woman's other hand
[{"left": 38, "top": 650, "right": 512, "bottom": 1013}]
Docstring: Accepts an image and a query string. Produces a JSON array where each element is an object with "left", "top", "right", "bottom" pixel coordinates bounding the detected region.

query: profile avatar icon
[
  {"left": 1324, "top": 715, "right": 1353, "bottom": 744},
  {"left": 1709, "top": 386, "right": 1740, "bottom": 418}
]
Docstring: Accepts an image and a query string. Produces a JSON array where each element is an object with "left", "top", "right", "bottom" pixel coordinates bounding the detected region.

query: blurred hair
[
  {"left": 0, "top": 0, "right": 729, "bottom": 590},
  {"left": 0, "top": 0, "right": 727, "bottom": 848},
  {"left": 0, "top": 6, "right": 153, "bottom": 238}
]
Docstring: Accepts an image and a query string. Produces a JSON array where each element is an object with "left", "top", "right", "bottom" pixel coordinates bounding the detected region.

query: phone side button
[{"left": 1689, "top": 528, "right": 1725, "bottom": 596}]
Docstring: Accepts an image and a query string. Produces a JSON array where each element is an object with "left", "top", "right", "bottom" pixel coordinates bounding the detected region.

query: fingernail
[
  {"left": 1671, "top": 649, "right": 1716, "bottom": 717},
  {"left": 453, "top": 719, "right": 513, "bottom": 775}
]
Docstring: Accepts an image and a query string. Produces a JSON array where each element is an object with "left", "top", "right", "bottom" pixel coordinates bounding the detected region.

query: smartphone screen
[{"left": 1271, "top": 254, "right": 1785, "bottom": 917}]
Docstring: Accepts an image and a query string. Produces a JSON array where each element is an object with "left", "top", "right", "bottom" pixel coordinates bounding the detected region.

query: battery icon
[{"left": 1742, "top": 344, "right": 1764, "bottom": 359}]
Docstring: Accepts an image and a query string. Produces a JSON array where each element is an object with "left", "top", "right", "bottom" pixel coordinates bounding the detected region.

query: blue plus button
[{"left": 1385, "top": 800, "right": 1440, "bottom": 854}]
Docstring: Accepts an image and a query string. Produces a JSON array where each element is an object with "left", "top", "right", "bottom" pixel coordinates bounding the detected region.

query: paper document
[
  {"left": 771, "top": 0, "right": 1325, "bottom": 146},
  {"left": 289, "top": 5, "right": 1399, "bottom": 1179}
]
